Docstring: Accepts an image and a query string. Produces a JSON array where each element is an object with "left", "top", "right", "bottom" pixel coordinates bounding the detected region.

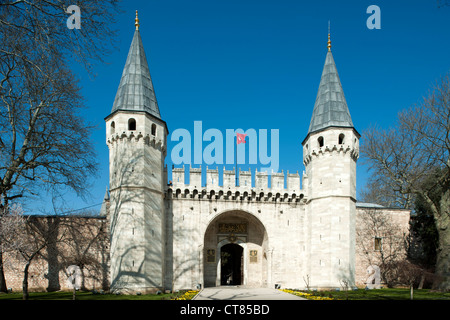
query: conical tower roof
[
  {"left": 111, "top": 11, "right": 161, "bottom": 119},
  {"left": 307, "top": 34, "right": 353, "bottom": 134}
]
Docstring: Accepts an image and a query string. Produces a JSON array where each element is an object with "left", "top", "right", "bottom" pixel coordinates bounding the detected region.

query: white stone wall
[
  {"left": 302, "top": 127, "right": 359, "bottom": 289},
  {"left": 106, "top": 111, "right": 410, "bottom": 293},
  {"left": 305, "top": 197, "right": 356, "bottom": 288},
  {"left": 165, "top": 187, "right": 307, "bottom": 290},
  {"left": 106, "top": 110, "right": 167, "bottom": 293}
]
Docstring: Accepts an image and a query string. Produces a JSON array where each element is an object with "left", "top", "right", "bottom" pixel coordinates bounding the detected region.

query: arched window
[
  {"left": 128, "top": 118, "right": 136, "bottom": 131},
  {"left": 318, "top": 136, "right": 324, "bottom": 148},
  {"left": 110, "top": 121, "right": 115, "bottom": 134},
  {"left": 338, "top": 133, "right": 345, "bottom": 145},
  {"left": 151, "top": 123, "right": 156, "bottom": 136}
]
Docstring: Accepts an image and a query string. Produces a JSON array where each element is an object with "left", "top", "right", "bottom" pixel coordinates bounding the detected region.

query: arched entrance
[
  {"left": 203, "top": 210, "right": 269, "bottom": 287},
  {"left": 220, "top": 243, "right": 243, "bottom": 285}
]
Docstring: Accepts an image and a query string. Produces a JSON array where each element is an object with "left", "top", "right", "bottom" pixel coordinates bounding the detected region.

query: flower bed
[
  {"left": 280, "top": 289, "right": 335, "bottom": 300},
  {"left": 172, "top": 290, "right": 199, "bottom": 300}
]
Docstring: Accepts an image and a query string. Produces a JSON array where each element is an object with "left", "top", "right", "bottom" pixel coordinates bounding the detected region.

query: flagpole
[{"left": 235, "top": 135, "right": 238, "bottom": 186}]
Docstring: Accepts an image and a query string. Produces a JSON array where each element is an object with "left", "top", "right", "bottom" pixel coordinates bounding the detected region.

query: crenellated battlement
[
  {"left": 166, "top": 165, "right": 307, "bottom": 202},
  {"left": 105, "top": 21, "right": 365, "bottom": 293},
  {"left": 107, "top": 130, "right": 166, "bottom": 152},
  {"left": 303, "top": 143, "right": 359, "bottom": 166}
]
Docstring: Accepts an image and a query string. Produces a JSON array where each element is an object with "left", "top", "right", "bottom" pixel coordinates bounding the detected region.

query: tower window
[
  {"left": 151, "top": 123, "right": 156, "bottom": 136},
  {"left": 111, "top": 121, "right": 115, "bottom": 134},
  {"left": 318, "top": 136, "right": 324, "bottom": 148},
  {"left": 338, "top": 133, "right": 345, "bottom": 144},
  {"left": 128, "top": 118, "right": 136, "bottom": 131}
]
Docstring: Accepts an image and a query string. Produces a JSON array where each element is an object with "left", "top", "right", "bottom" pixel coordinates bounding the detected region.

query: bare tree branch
[
  {"left": 360, "top": 72, "right": 450, "bottom": 290},
  {"left": 0, "top": 0, "right": 121, "bottom": 292}
]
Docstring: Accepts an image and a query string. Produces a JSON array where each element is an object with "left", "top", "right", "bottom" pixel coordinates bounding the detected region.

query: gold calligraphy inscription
[
  {"left": 218, "top": 223, "right": 247, "bottom": 234},
  {"left": 250, "top": 250, "right": 258, "bottom": 263}
]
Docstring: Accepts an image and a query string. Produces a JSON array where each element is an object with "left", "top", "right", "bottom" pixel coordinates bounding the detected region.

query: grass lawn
[
  {"left": 283, "top": 288, "right": 450, "bottom": 300},
  {"left": 0, "top": 288, "right": 448, "bottom": 300},
  {"left": 0, "top": 290, "right": 196, "bottom": 300}
]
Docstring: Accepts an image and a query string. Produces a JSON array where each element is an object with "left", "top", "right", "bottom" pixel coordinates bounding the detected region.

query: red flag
[{"left": 236, "top": 133, "right": 247, "bottom": 144}]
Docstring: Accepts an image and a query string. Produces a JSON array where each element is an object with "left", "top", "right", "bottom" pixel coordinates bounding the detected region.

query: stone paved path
[{"left": 193, "top": 286, "right": 306, "bottom": 300}]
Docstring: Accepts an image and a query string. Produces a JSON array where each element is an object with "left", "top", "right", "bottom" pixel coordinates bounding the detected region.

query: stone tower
[
  {"left": 302, "top": 33, "right": 360, "bottom": 288},
  {"left": 105, "top": 12, "right": 168, "bottom": 293}
]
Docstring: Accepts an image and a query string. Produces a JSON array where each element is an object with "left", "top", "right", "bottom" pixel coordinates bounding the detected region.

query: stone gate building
[
  {"left": 102, "top": 15, "right": 410, "bottom": 294},
  {"left": 3, "top": 15, "right": 411, "bottom": 294}
]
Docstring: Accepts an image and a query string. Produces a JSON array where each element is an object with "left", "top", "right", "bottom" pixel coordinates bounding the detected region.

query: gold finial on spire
[
  {"left": 327, "top": 20, "right": 331, "bottom": 51},
  {"left": 135, "top": 10, "right": 140, "bottom": 30}
]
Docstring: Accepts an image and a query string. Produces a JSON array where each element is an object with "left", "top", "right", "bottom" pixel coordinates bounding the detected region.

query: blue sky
[{"left": 46, "top": 0, "right": 450, "bottom": 214}]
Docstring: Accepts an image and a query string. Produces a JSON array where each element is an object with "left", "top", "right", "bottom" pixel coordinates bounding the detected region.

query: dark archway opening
[{"left": 220, "top": 244, "right": 243, "bottom": 285}]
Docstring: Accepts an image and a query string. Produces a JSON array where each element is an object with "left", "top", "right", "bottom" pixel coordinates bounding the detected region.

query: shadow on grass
[{"left": 0, "top": 291, "right": 184, "bottom": 300}]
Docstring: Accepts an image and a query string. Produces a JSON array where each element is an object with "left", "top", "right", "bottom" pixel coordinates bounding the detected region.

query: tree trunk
[
  {"left": 0, "top": 252, "right": 7, "bottom": 293},
  {"left": 433, "top": 188, "right": 450, "bottom": 291},
  {"left": 23, "top": 261, "right": 30, "bottom": 300},
  {"left": 421, "top": 186, "right": 450, "bottom": 291},
  {"left": 418, "top": 273, "right": 425, "bottom": 289}
]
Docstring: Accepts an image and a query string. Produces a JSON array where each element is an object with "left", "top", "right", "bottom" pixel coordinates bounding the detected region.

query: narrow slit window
[
  {"left": 338, "top": 133, "right": 345, "bottom": 144},
  {"left": 374, "top": 237, "right": 382, "bottom": 251}
]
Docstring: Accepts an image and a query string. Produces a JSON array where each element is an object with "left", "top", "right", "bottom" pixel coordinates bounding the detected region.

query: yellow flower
[
  {"left": 279, "top": 289, "right": 335, "bottom": 300},
  {"left": 172, "top": 290, "right": 200, "bottom": 300}
]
